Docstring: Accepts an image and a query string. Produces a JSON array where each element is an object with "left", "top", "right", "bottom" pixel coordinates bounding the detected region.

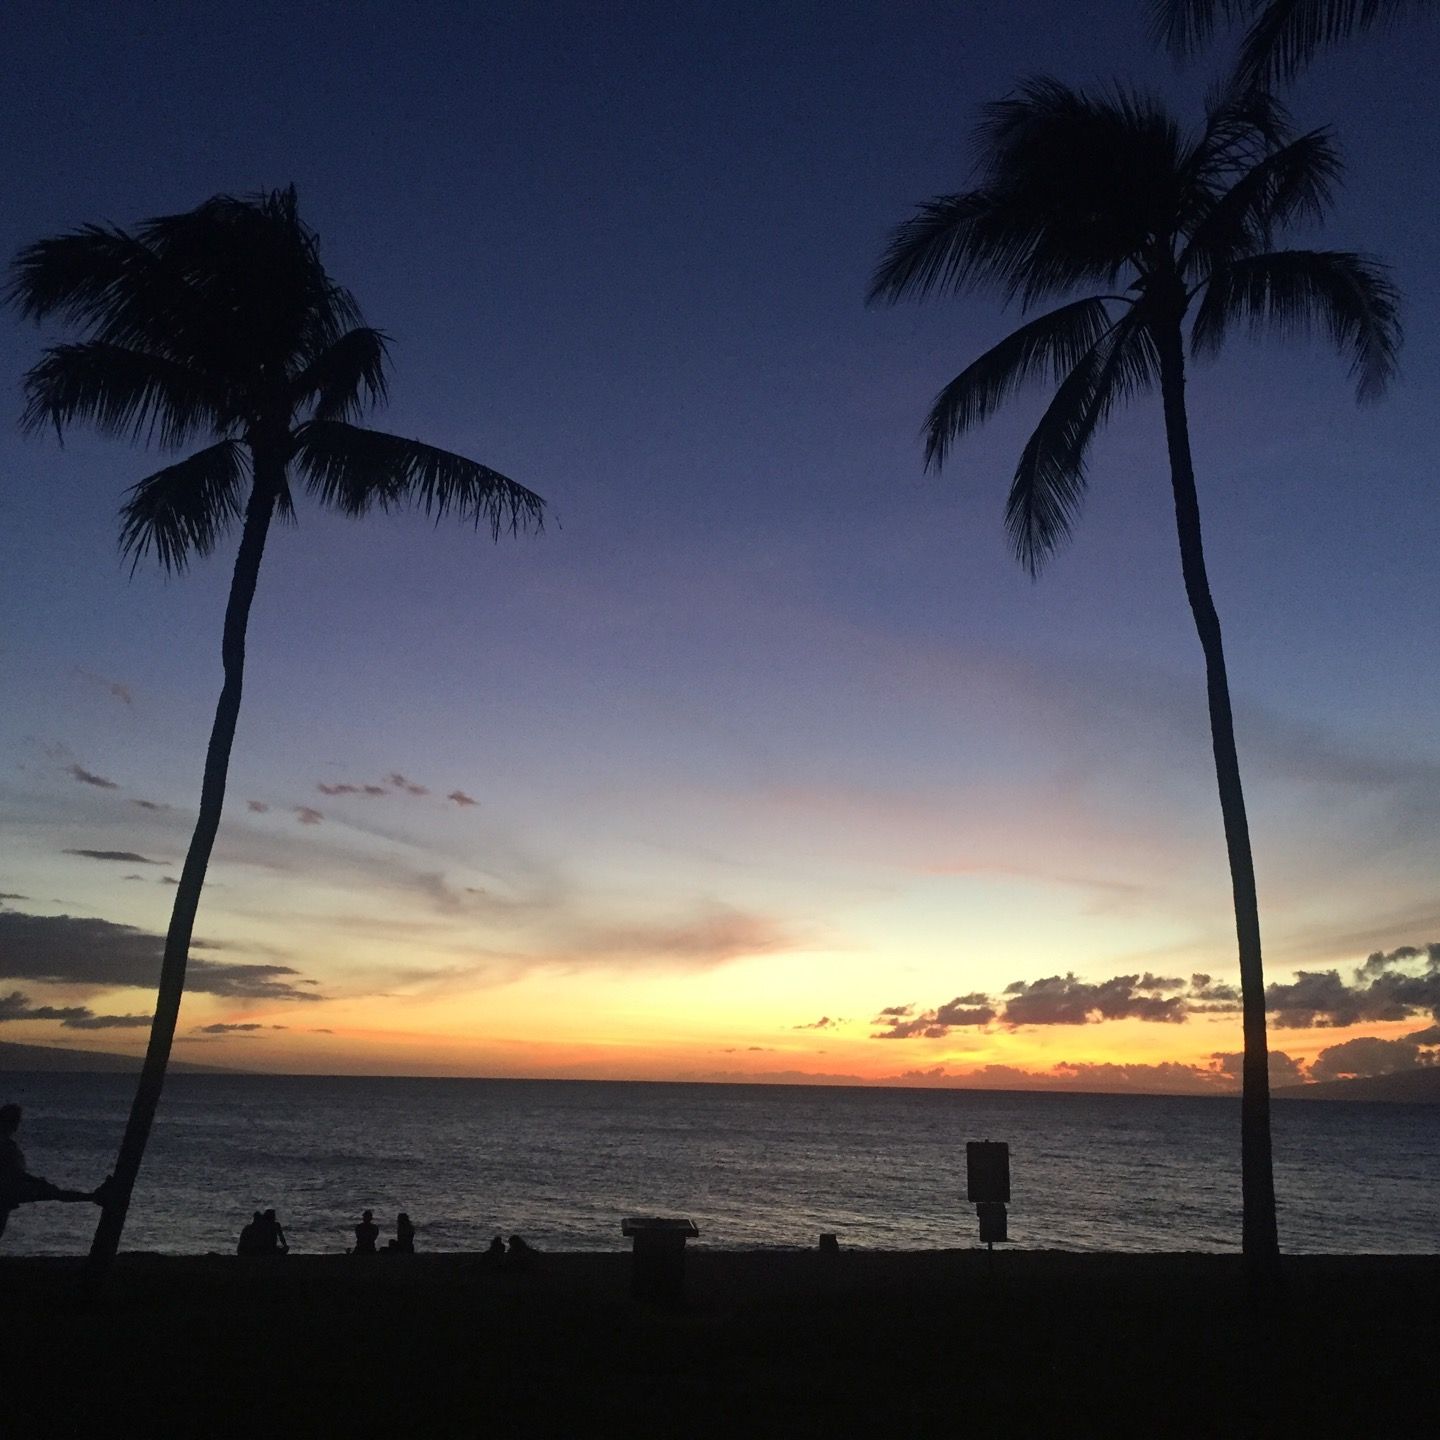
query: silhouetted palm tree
[
  {"left": 1151, "top": 0, "right": 1434, "bottom": 85},
  {"left": 870, "top": 81, "right": 1399, "bottom": 1280},
  {"left": 8, "top": 187, "right": 545, "bottom": 1293}
]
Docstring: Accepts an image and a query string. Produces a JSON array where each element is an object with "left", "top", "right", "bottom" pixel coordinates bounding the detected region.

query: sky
[{"left": 2, "top": 1, "right": 1439, "bottom": 1090}]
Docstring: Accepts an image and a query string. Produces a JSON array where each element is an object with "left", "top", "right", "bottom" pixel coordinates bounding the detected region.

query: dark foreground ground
[{"left": 1, "top": 1250, "right": 1434, "bottom": 1438}]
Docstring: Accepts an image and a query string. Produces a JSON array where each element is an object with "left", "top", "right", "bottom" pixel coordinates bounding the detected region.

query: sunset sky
[{"left": 2, "top": 1, "right": 1438, "bottom": 1091}]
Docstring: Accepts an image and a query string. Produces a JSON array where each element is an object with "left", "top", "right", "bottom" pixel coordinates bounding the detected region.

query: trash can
[{"left": 621, "top": 1217, "right": 699, "bottom": 1304}]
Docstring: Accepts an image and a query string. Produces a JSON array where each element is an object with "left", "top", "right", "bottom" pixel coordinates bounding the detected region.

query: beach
[{"left": 3, "top": 1250, "right": 1434, "bottom": 1438}]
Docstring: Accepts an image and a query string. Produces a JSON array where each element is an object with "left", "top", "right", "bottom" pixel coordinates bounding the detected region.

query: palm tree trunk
[
  {"left": 81, "top": 465, "right": 279, "bottom": 1299},
  {"left": 1155, "top": 317, "right": 1280, "bottom": 1281}
]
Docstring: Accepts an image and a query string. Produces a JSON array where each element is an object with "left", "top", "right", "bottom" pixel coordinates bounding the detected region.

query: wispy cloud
[
  {"left": 447, "top": 790, "right": 478, "bottom": 807},
  {"left": 294, "top": 807, "right": 324, "bottom": 826},
  {"left": 387, "top": 773, "right": 429, "bottom": 796},
  {"left": 195, "top": 1022, "right": 288, "bottom": 1035},
  {"left": 66, "top": 763, "right": 119, "bottom": 790},
  {"left": 131, "top": 799, "right": 169, "bottom": 812},
  {"left": 64, "top": 849, "right": 158, "bottom": 864},
  {"left": 247, "top": 800, "right": 270, "bottom": 814}
]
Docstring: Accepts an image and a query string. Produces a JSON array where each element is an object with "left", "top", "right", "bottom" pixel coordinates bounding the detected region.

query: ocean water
[{"left": 1, "top": 1073, "right": 1435, "bottom": 1256}]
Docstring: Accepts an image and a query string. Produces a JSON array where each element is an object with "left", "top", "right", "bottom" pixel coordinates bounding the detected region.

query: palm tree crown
[
  {"left": 870, "top": 80, "right": 1398, "bottom": 573},
  {"left": 9, "top": 185, "right": 543, "bottom": 569},
  {"left": 1150, "top": 1, "right": 1434, "bottom": 86}
]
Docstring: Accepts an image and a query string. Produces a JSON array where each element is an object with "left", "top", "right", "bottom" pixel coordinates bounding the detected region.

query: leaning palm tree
[
  {"left": 870, "top": 81, "right": 1399, "bottom": 1280},
  {"left": 8, "top": 187, "right": 544, "bottom": 1293},
  {"left": 1151, "top": 0, "right": 1434, "bottom": 86}
]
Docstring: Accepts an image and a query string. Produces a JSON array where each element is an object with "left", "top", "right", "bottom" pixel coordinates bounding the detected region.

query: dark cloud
[
  {"left": 1355, "top": 943, "right": 1439, "bottom": 979},
  {"left": 0, "top": 910, "right": 325, "bottom": 1002},
  {"left": 1, "top": 989, "right": 150, "bottom": 1030},
  {"left": 0, "top": 893, "right": 27, "bottom": 902},
  {"left": 195, "top": 1022, "right": 288, "bottom": 1035},
  {"left": 122, "top": 874, "right": 146, "bottom": 882},
  {"left": 294, "top": 807, "right": 324, "bottom": 826},
  {"left": 160, "top": 876, "right": 178, "bottom": 885},
  {"left": 247, "top": 800, "right": 270, "bottom": 813},
  {"left": 63, "top": 1012, "right": 152, "bottom": 1030},
  {"left": 1002, "top": 974, "right": 1188, "bottom": 1027},
  {"left": 131, "top": 799, "right": 169, "bottom": 812},
  {"left": 387, "top": 773, "right": 429, "bottom": 796},
  {"left": 872, "top": 994, "right": 996, "bottom": 1039},
  {"left": 65, "top": 849, "right": 158, "bottom": 864},
  {"left": 447, "top": 790, "right": 478, "bottom": 807},
  {"left": 1310, "top": 1030, "right": 1440, "bottom": 1082},
  {"left": 792, "top": 1016, "right": 841, "bottom": 1030},
  {"left": 1267, "top": 960, "right": 1440, "bottom": 1028},
  {"left": 66, "top": 763, "right": 119, "bottom": 790},
  {"left": 317, "top": 783, "right": 360, "bottom": 796},
  {"left": 1208, "top": 1050, "right": 1307, "bottom": 1086}
]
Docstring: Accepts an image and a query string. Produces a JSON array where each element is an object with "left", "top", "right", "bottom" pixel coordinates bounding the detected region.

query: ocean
[{"left": 1, "top": 1073, "right": 1436, "bottom": 1256}]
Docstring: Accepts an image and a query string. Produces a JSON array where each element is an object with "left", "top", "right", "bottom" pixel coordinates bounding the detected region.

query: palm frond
[
  {"left": 867, "top": 191, "right": 999, "bottom": 303},
  {"left": 119, "top": 441, "right": 249, "bottom": 573},
  {"left": 1193, "top": 248, "right": 1400, "bottom": 399},
  {"left": 923, "top": 298, "right": 1118, "bottom": 468},
  {"left": 1149, "top": 0, "right": 1252, "bottom": 52},
  {"left": 21, "top": 342, "right": 222, "bottom": 448},
  {"left": 293, "top": 422, "right": 545, "bottom": 538},
  {"left": 290, "top": 328, "right": 391, "bottom": 422},
  {"left": 1181, "top": 128, "right": 1340, "bottom": 274},
  {"left": 1006, "top": 314, "right": 1160, "bottom": 574},
  {"left": 1236, "top": 0, "right": 1429, "bottom": 85}
]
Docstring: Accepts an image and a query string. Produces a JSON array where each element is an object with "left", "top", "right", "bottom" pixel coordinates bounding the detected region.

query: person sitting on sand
[
  {"left": 479, "top": 1234, "right": 506, "bottom": 1268},
  {"left": 353, "top": 1208, "right": 379, "bottom": 1255},
  {"left": 385, "top": 1212, "right": 415, "bottom": 1253},
  {"left": 260, "top": 1207, "right": 289, "bottom": 1255},
  {"left": 0, "top": 1102, "right": 104, "bottom": 1243},
  {"left": 505, "top": 1233, "right": 538, "bottom": 1272},
  {"left": 237, "top": 1210, "right": 265, "bottom": 1256}
]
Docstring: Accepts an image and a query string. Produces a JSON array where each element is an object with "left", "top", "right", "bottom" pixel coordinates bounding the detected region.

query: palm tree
[
  {"left": 8, "top": 187, "right": 545, "bottom": 1293},
  {"left": 870, "top": 81, "right": 1399, "bottom": 1280},
  {"left": 1151, "top": 1, "right": 1435, "bottom": 85}
]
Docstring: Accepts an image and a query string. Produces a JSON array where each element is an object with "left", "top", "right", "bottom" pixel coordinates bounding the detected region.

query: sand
[{"left": 2, "top": 1249, "right": 1434, "bottom": 1438}]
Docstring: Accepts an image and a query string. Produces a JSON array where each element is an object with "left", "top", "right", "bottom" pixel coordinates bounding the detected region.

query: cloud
[
  {"left": 1267, "top": 951, "right": 1440, "bottom": 1027},
  {"left": 792, "top": 1016, "right": 842, "bottom": 1030},
  {"left": 195, "top": 1022, "right": 288, "bottom": 1035},
  {"left": 387, "top": 773, "right": 429, "bottom": 796},
  {"left": 1310, "top": 1029, "right": 1440, "bottom": 1082},
  {"left": 131, "top": 799, "right": 169, "bottom": 812},
  {"left": 0, "top": 989, "right": 151, "bottom": 1030},
  {"left": 447, "top": 791, "right": 478, "bottom": 807},
  {"left": 65, "top": 849, "right": 158, "bottom": 864},
  {"left": 66, "top": 763, "right": 119, "bottom": 790},
  {"left": 0, "top": 910, "right": 325, "bottom": 1002},
  {"left": 247, "top": 801, "right": 270, "bottom": 814},
  {"left": 540, "top": 905, "right": 801, "bottom": 971},
  {"left": 1208, "top": 1050, "right": 1308, "bottom": 1086},
  {"left": 872, "top": 993, "right": 996, "bottom": 1039},
  {"left": 0, "top": 893, "right": 27, "bottom": 903},
  {"left": 77, "top": 670, "right": 133, "bottom": 706},
  {"left": 294, "top": 807, "right": 324, "bottom": 826},
  {"left": 1002, "top": 974, "right": 1190, "bottom": 1026}
]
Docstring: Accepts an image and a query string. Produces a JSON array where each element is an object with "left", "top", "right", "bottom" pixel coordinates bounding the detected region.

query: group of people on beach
[{"left": 237, "top": 1206, "right": 539, "bottom": 1264}]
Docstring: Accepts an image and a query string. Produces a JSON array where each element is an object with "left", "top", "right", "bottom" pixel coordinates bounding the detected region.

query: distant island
[
  {"left": 3, "top": 1038, "right": 1436, "bottom": 1098},
  {"left": 1274, "top": 1068, "right": 1440, "bottom": 1103},
  {"left": 0, "top": 1040, "right": 234, "bottom": 1075}
]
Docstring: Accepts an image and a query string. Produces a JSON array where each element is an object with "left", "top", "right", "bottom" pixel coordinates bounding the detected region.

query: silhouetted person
[
  {"left": 0, "top": 1103, "right": 100, "bottom": 1242},
  {"left": 237, "top": 1210, "right": 265, "bottom": 1256},
  {"left": 260, "top": 1207, "right": 288, "bottom": 1254},
  {"left": 479, "top": 1234, "right": 506, "bottom": 1269},
  {"left": 353, "top": 1208, "right": 379, "bottom": 1254},
  {"left": 506, "top": 1233, "right": 538, "bottom": 1273},
  {"left": 386, "top": 1212, "right": 415, "bottom": 1253}
]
